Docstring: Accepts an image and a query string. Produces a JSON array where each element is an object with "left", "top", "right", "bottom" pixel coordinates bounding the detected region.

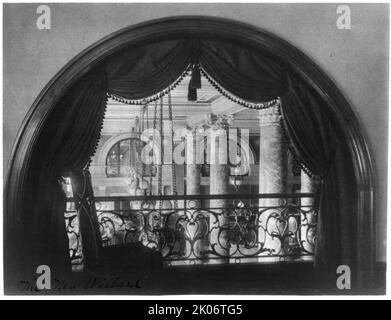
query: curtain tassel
[
  {"left": 188, "top": 64, "right": 201, "bottom": 101},
  {"left": 188, "top": 85, "right": 197, "bottom": 101}
]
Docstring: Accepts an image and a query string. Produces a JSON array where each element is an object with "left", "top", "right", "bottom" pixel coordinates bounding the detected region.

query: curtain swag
[
  {"left": 107, "top": 64, "right": 192, "bottom": 105},
  {"left": 108, "top": 62, "right": 280, "bottom": 110}
]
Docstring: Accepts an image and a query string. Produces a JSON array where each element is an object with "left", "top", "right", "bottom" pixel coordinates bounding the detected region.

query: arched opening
[{"left": 5, "top": 16, "right": 375, "bottom": 294}]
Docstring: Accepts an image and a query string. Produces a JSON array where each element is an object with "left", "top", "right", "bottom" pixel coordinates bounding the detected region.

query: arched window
[{"left": 105, "top": 138, "right": 155, "bottom": 178}]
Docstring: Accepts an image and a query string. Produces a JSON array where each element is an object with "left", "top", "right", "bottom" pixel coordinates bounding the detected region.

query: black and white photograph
[{"left": 2, "top": 1, "right": 389, "bottom": 298}]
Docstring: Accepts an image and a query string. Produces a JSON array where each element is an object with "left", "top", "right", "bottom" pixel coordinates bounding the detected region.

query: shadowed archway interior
[{"left": 5, "top": 16, "right": 375, "bottom": 293}]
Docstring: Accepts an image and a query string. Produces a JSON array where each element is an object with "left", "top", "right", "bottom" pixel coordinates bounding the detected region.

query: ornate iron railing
[{"left": 64, "top": 193, "right": 318, "bottom": 270}]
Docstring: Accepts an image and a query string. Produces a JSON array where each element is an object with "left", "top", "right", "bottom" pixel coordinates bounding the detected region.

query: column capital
[{"left": 258, "top": 105, "right": 282, "bottom": 125}]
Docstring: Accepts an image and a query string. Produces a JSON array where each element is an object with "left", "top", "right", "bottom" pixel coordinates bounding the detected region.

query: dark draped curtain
[
  {"left": 280, "top": 74, "right": 359, "bottom": 281},
  {"left": 16, "top": 66, "right": 107, "bottom": 281},
  {"left": 18, "top": 38, "right": 370, "bottom": 288},
  {"left": 199, "top": 40, "right": 286, "bottom": 101}
]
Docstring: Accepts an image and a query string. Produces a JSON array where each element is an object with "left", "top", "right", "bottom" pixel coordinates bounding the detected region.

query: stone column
[
  {"left": 186, "top": 130, "right": 201, "bottom": 197},
  {"left": 208, "top": 115, "right": 231, "bottom": 262},
  {"left": 258, "top": 106, "right": 287, "bottom": 202},
  {"left": 184, "top": 129, "right": 204, "bottom": 262},
  {"left": 258, "top": 106, "right": 288, "bottom": 259},
  {"left": 300, "top": 170, "right": 317, "bottom": 255}
]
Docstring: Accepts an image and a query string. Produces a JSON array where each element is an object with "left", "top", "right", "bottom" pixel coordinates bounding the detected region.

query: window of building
[{"left": 105, "top": 138, "right": 155, "bottom": 178}]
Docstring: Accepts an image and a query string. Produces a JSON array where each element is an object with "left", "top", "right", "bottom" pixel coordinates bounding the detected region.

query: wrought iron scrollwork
[{"left": 64, "top": 193, "right": 318, "bottom": 269}]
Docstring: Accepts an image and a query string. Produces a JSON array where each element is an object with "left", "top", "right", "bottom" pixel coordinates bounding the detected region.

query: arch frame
[{"left": 5, "top": 16, "right": 376, "bottom": 285}]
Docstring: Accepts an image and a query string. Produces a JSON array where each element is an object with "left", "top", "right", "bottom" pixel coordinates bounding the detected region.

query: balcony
[{"left": 64, "top": 193, "right": 318, "bottom": 271}]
